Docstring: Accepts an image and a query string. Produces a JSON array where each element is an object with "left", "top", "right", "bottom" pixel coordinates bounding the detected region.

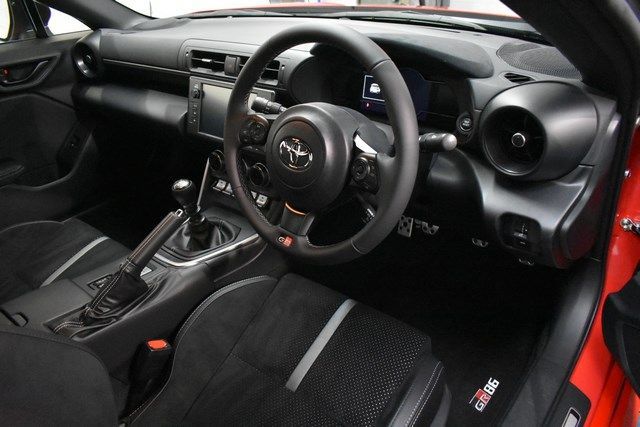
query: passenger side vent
[
  {"left": 503, "top": 72, "right": 533, "bottom": 84},
  {"left": 485, "top": 108, "right": 545, "bottom": 175},
  {"left": 480, "top": 82, "right": 597, "bottom": 181},
  {"left": 72, "top": 42, "right": 100, "bottom": 79},
  {"left": 187, "top": 49, "right": 281, "bottom": 84}
]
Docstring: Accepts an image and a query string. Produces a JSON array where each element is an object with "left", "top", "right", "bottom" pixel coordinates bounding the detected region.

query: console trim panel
[{"left": 153, "top": 233, "right": 261, "bottom": 267}]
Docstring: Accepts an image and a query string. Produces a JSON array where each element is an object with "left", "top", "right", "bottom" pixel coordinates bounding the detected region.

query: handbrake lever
[
  {"left": 55, "top": 210, "right": 186, "bottom": 336},
  {"left": 123, "top": 209, "right": 186, "bottom": 277}
]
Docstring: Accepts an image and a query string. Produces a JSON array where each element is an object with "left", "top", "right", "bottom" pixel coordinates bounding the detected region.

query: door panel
[
  {"left": 0, "top": 93, "right": 76, "bottom": 186},
  {"left": 0, "top": 32, "right": 99, "bottom": 228}
]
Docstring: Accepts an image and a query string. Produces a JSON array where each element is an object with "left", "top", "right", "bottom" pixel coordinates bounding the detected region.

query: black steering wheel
[{"left": 224, "top": 24, "right": 419, "bottom": 264}]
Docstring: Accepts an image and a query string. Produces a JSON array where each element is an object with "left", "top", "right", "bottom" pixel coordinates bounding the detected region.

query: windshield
[{"left": 116, "top": 1, "right": 520, "bottom": 20}]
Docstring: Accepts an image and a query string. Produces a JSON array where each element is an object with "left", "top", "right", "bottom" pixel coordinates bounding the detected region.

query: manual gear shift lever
[
  {"left": 172, "top": 179, "right": 210, "bottom": 240},
  {"left": 172, "top": 179, "right": 202, "bottom": 220},
  {"left": 166, "top": 178, "right": 238, "bottom": 253}
]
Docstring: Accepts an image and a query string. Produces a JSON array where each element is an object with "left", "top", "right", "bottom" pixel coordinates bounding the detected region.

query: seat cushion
[
  {"left": 0, "top": 325, "right": 117, "bottom": 426},
  {"left": 132, "top": 274, "right": 449, "bottom": 426},
  {"left": 0, "top": 218, "right": 130, "bottom": 304}
]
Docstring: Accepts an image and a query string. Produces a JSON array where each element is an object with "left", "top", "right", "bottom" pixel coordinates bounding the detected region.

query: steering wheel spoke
[
  {"left": 279, "top": 203, "right": 316, "bottom": 236},
  {"left": 239, "top": 113, "right": 271, "bottom": 146}
]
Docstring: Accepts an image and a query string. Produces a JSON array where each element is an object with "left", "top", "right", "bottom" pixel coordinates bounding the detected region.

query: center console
[{"left": 0, "top": 162, "right": 280, "bottom": 371}]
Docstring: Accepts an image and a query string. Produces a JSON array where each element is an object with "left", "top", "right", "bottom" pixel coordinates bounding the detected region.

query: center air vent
[
  {"left": 481, "top": 82, "right": 597, "bottom": 181},
  {"left": 190, "top": 50, "right": 226, "bottom": 73},
  {"left": 188, "top": 49, "right": 281, "bottom": 84},
  {"left": 503, "top": 72, "right": 533, "bottom": 84}
]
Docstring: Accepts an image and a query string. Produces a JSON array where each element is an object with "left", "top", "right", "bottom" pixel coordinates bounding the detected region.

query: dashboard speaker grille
[{"left": 497, "top": 42, "right": 581, "bottom": 79}]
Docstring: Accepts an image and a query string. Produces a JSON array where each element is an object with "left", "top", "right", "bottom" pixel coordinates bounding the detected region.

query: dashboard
[{"left": 69, "top": 16, "right": 619, "bottom": 269}]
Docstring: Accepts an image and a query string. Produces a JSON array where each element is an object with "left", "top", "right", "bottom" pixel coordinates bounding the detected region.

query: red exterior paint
[
  {"left": 570, "top": 121, "right": 640, "bottom": 426},
  {"left": 610, "top": 383, "right": 640, "bottom": 427}
]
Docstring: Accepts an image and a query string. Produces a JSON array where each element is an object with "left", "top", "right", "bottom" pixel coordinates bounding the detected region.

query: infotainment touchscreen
[{"left": 200, "top": 84, "right": 257, "bottom": 139}]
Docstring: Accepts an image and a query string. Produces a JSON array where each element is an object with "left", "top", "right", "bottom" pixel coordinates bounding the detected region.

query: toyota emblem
[{"left": 278, "top": 137, "right": 313, "bottom": 171}]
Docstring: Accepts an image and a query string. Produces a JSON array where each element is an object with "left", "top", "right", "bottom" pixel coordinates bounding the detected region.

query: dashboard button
[
  {"left": 256, "top": 194, "right": 269, "bottom": 208},
  {"left": 457, "top": 113, "right": 473, "bottom": 133}
]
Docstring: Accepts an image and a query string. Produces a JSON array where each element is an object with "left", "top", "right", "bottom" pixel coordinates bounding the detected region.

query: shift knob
[{"left": 172, "top": 179, "right": 199, "bottom": 217}]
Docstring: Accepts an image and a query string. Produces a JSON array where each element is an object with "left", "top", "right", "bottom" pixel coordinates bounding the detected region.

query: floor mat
[{"left": 293, "top": 228, "right": 566, "bottom": 426}]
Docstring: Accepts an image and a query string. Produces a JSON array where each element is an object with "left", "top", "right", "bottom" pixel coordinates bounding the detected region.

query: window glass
[
  {"left": 0, "top": 0, "right": 9, "bottom": 40},
  {"left": 0, "top": 0, "right": 36, "bottom": 44},
  {"left": 36, "top": 3, "right": 89, "bottom": 35}
]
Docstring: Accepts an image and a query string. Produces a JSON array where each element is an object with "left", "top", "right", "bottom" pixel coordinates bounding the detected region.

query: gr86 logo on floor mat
[{"left": 469, "top": 378, "right": 500, "bottom": 412}]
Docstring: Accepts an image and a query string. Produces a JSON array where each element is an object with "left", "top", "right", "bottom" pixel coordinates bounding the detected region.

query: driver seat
[{"left": 0, "top": 274, "right": 450, "bottom": 426}]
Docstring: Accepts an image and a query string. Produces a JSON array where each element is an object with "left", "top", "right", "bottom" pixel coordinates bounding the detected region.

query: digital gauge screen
[{"left": 361, "top": 68, "right": 432, "bottom": 121}]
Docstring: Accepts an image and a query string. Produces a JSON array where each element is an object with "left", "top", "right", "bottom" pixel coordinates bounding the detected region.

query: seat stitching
[
  {"left": 409, "top": 366, "right": 444, "bottom": 427},
  {"left": 387, "top": 346, "right": 433, "bottom": 426},
  {"left": 127, "top": 276, "right": 275, "bottom": 422},
  {"left": 403, "top": 361, "right": 441, "bottom": 427},
  {"left": 388, "top": 358, "right": 423, "bottom": 426},
  {"left": 53, "top": 321, "right": 85, "bottom": 333},
  {"left": 89, "top": 267, "right": 125, "bottom": 310}
]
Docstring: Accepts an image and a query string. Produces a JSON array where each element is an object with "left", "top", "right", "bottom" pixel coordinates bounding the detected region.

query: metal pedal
[
  {"left": 397, "top": 215, "right": 414, "bottom": 237},
  {"left": 421, "top": 222, "right": 440, "bottom": 236},
  {"left": 472, "top": 238, "right": 489, "bottom": 248}
]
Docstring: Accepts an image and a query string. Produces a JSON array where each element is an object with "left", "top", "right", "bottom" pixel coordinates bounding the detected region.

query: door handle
[{"left": 0, "top": 60, "right": 50, "bottom": 87}]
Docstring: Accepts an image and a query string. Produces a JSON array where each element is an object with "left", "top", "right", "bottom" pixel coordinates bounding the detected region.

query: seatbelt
[{"left": 125, "top": 339, "right": 173, "bottom": 415}]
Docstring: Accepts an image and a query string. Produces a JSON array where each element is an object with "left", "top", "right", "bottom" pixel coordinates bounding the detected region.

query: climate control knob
[
  {"left": 248, "top": 163, "right": 270, "bottom": 187},
  {"left": 209, "top": 150, "right": 225, "bottom": 172}
]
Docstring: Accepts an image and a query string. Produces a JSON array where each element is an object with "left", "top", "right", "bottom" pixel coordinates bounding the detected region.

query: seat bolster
[
  {"left": 381, "top": 350, "right": 448, "bottom": 427},
  {"left": 130, "top": 275, "right": 279, "bottom": 425},
  {"left": 0, "top": 325, "right": 117, "bottom": 427}
]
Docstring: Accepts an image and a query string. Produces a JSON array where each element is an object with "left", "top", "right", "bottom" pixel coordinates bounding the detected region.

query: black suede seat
[
  {"left": 0, "top": 218, "right": 130, "bottom": 304},
  {"left": 130, "top": 274, "right": 450, "bottom": 426},
  {"left": 0, "top": 274, "right": 450, "bottom": 426}
]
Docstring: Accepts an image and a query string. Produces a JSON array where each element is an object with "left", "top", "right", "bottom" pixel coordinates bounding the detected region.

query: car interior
[{"left": 0, "top": 0, "right": 639, "bottom": 426}]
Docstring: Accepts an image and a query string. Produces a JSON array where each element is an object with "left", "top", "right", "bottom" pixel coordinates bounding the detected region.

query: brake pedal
[
  {"left": 397, "top": 215, "right": 414, "bottom": 237},
  {"left": 421, "top": 222, "right": 439, "bottom": 236}
]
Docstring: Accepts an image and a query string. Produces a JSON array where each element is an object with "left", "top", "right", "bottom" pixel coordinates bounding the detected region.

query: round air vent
[
  {"left": 483, "top": 107, "right": 545, "bottom": 176},
  {"left": 481, "top": 82, "right": 597, "bottom": 181},
  {"left": 72, "top": 43, "right": 99, "bottom": 78}
]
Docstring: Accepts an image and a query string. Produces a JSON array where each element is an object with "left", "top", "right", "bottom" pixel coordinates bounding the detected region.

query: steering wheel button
[{"left": 250, "top": 122, "right": 267, "bottom": 142}]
